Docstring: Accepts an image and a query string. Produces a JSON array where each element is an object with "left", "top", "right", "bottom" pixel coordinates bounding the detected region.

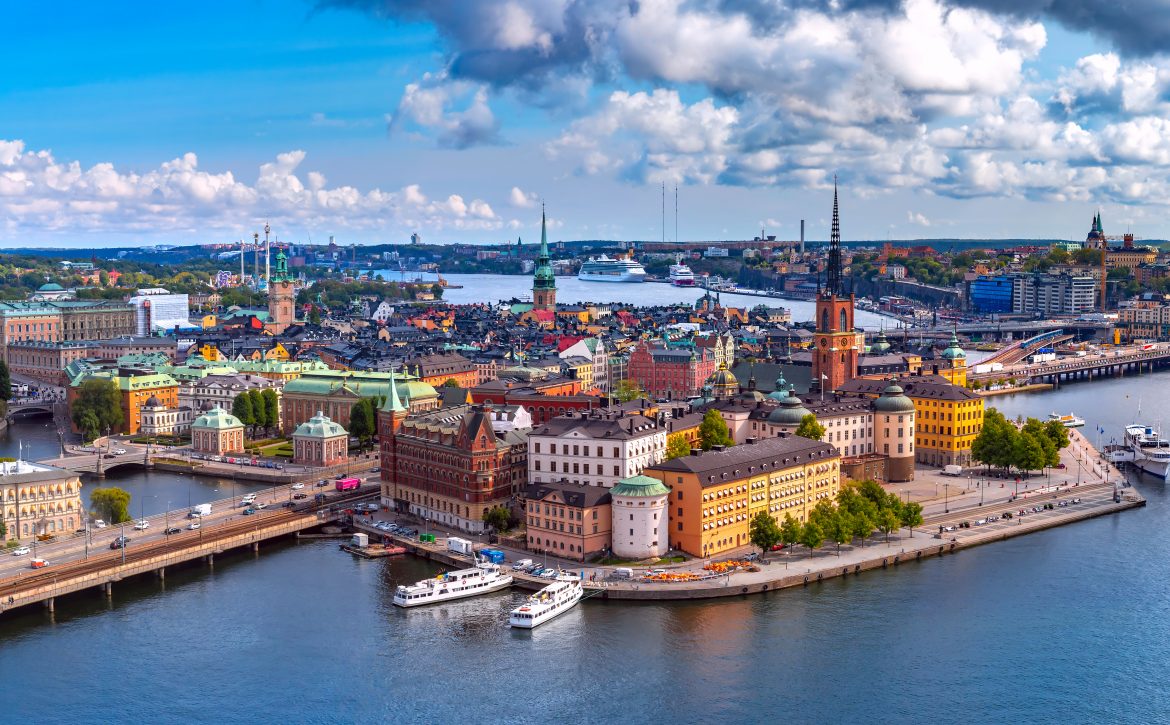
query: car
[
  {"left": 745, "top": 552, "right": 760, "bottom": 562},
  {"left": 187, "top": 521, "right": 201, "bottom": 530},
  {"left": 293, "top": 493, "right": 308, "bottom": 500},
  {"left": 512, "top": 559, "right": 534, "bottom": 570},
  {"left": 1001, "top": 511, "right": 1013, "bottom": 519},
  {"left": 541, "top": 569, "right": 559, "bottom": 579},
  {"left": 110, "top": 536, "right": 131, "bottom": 549},
  {"left": 254, "top": 501, "right": 268, "bottom": 510},
  {"left": 11, "top": 546, "right": 30, "bottom": 556},
  {"left": 113, "top": 448, "right": 127, "bottom": 455},
  {"left": 1072, "top": 498, "right": 1082, "bottom": 504},
  {"left": 371, "top": 467, "right": 381, "bottom": 473},
  {"left": 943, "top": 525, "right": 956, "bottom": 532},
  {"left": 771, "top": 543, "right": 787, "bottom": 551},
  {"left": 30, "top": 558, "right": 49, "bottom": 569},
  {"left": 93, "top": 520, "right": 108, "bottom": 529},
  {"left": 36, "top": 534, "right": 56, "bottom": 543},
  {"left": 649, "top": 568, "right": 667, "bottom": 575},
  {"left": 133, "top": 520, "right": 150, "bottom": 530},
  {"left": 164, "top": 526, "right": 181, "bottom": 535},
  {"left": 291, "top": 482, "right": 305, "bottom": 490},
  {"left": 316, "top": 480, "right": 329, "bottom": 488},
  {"left": 974, "top": 519, "right": 987, "bottom": 526},
  {"left": 242, "top": 507, "right": 257, "bottom": 516}
]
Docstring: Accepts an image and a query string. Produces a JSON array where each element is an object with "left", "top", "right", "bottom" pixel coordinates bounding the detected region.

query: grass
[{"left": 152, "top": 457, "right": 198, "bottom": 467}]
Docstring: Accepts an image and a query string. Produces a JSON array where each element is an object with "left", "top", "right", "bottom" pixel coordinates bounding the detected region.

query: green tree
[
  {"left": 878, "top": 508, "right": 902, "bottom": 543},
  {"left": 749, "top": 511, "right": 782, "bottom": 558},
  {"left": 232, "top": 393, "right": 255, "bottom": 433},
  {"left": 262, "top": 388, "right": 280, "bottom": 435},
  {"left": 1042, "top": 419, "right": 1071, "bottom": 452},
  {"left": 900, "top": 500, "right": 924, "bottom": 537},
  {"left": 90, "top": 487, "right": 132, "bottom": 524},
  {"left": 780, "top": 514, "right": 801, "bottom": 550},
  {"left": 613, "top": 379, "right": 646, "bottom": 403},
  {"left": 348, "top": 398, "right": 376, "bottom": 451},
  {"left": 799, "top": 520, "right": 824, "bottom": 552},
  {"left": 247, "top": 389, "right": 266, "bottom": 434},
  {"left": 440, "top": 378, "right": 461, "bottom": 388},
  {"left": 665, "top": 433, "right": 692, "bottom": 460},
  {"left": 308, "top": 304, "right": 322, "bottom": 325},
  {"left": 0, "top": 519, "right": 7, "bottom": 540},
  {"left": 483, "top": 506, "right": 511, "bottom": 532},
  {"left": 794, "top": 414, "right": 826, "bottom": 441},
  {"left": 70, "top": 378, "right": 124, "bottom": 442},
  {"left": 972, "top": 408, "right": 1017, "bottom": 472},
  {"left": 0, "top": 359, "right": 10, "bottom": 401},
  {"left": 1013, "top": 430, "right": 1048, "bottom": 475},
  {"left": 698, "top": 409, "right": 734, "bottom": 450}
]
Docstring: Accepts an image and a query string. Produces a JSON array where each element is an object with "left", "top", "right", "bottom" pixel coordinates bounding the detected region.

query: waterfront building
[
  {"left": 383, "top": 402, "right": 529, "bottom": 534},
  {"left": 0, "top": 302, "right": 62, "bottom": 357},
  {"left": 813, "top": 183, "right": 862, "bottom": 393},
  {"left": 0, "top": 460, "right": 84, "bottom": 541},
  {"left": 5, "top": 340, "right": 99, "bottom": 385},
  {"left": 643, "top": 435, "right": 840, "bottom": 558},
  {"left": 610, "top": 475, "right": 670, "bottom": 560},
  {"left": 528, "top": 409, "right": 668, "bottom": 489},
  {"left": 1011, "top": 273, "right": 1096, "bottom": 317},
  {"left": 292, "top": 412, "right": 349, "bottom": 468},
  {"left": 267, "top": 248, "right": 297, "bottom": 334},
  {"left": 139, "top": 394, "right": 187, "bottom": 436},
  {"left": 191, "top": 406, "right": 245, "bottom": 456},
  {"left": 1119, "top": 299, "right": 1170, "bottom": 341},
  {"left": 68, "top": 368, "right": 181, "bottom": 435},
  {"left": 127, "top": 288, "right": 191, "bottom": 335},
  {"left": 532, "top": 208, "right": 557, "bottom": 317},
  {"left": 523, "top": 481, "right": 612, "bottom": 562}
]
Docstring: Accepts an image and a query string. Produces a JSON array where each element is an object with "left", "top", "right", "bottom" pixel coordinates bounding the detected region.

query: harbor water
[{"left": 2, "top": 371, "right": 1170, "bottom": 723}]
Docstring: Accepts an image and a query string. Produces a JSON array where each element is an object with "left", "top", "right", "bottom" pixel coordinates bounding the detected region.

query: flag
[{"left": 821, "top": 373, "right": 828, "bottom": 380}]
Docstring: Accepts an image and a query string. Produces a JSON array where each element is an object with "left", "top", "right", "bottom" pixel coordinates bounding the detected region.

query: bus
[{"left": 335, "top": 477, "right": 361, "bottom": 492}]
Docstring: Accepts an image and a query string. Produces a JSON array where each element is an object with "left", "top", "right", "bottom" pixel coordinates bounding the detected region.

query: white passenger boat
[
  {"left": 508, "top": 573, "right": 583, "bottom": 628},
  {"left": 577, "top": 254, "right": 646, "bottom": 283},
  {"left": 392, "top": 560, "right": 513, "bottom": 607},
  {"left": 1124, "top": 424, "right": 1170, "bottom": 481},
  {"left": 1048, "top": 412, "right": 1086, "bottom": 428},
  {"left": 669, "top": 263, "right": 695, "bottom": 286}
]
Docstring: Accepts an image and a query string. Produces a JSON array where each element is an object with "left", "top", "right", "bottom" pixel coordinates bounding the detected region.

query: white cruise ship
[
  {"left": 508, "top": 573, "right": 583, "bottom": 628},
  {"left": 393, "top": 560, "right": 513, "bottom": 607},
  {"left": 669, "top": 263, "right": 695, "bottom": 286},
  {"left": 577, "top": 254, "right": 646, "bottom": 283},
  {"left": 1125, "top": 424, "right": 1170, "bottom": 481}
]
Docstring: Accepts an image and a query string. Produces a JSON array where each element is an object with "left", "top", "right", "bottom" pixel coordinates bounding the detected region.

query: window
[{"left": 677, "top": 522, "right": 683, "bottom": 531}]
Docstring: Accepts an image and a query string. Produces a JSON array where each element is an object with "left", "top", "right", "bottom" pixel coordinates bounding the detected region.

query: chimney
[
  {"left": 690, "top": 448, "right": 702, "bottom": 456},
  {"left": 746, "top": 437, "right": 757, "bottom": 445},
  {"left": 712, "top": 444, "right": 725, "bottom": 452}
]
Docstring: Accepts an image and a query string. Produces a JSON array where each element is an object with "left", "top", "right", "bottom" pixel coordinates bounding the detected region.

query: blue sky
[{"left": 1, "top": 0, "right": 1167, "bottom": 247}]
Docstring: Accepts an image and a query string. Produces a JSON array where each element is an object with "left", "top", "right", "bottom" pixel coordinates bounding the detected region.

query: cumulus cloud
[
  {"left": 907, "top": 211, "right": 932, "bottom": 226},
  {"left": 390, "top": 72, "right": 501, "bottom": 149},
  {"left": 0, "top": 140, "right": 506, "bottom": 239},
  {"left": 509, "top": 186, "right": 537, "bottom": 207}
]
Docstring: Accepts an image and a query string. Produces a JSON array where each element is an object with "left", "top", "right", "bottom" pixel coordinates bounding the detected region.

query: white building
[
  {"left": 128, "top": 288, "right": 191, "bottom": 335},
  {"left": 528, "top": 410, "right": 668, "bottom": 489},
  {"left": 176, "top": 373, "right": 281, "bottom": 431},
  {"left": 610, "top": 475, "right": 670, "bottom": 560},
  {"left": 559, "top": 336, "right": 609, "bottom": 393}
]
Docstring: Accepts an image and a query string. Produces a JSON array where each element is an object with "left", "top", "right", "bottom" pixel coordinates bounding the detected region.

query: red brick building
[{"left": 627, "top": 340, "right": 716, "bottom": 399}]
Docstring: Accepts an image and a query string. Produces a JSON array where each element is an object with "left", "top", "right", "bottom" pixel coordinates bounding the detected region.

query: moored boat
[
  {"left": 1124, "top": 424, "right": 1170, "bottom": 481},
  {"left": 393, "top": 559, "right": 513, "bottom": 607},
  {"left": 1048, "top": 412, "right": 1085, "bottom": 428},
  {"left": 508, "top": 573, "right": 583, "bottom": 628},
  {"left": 578, "top": 254, "right": 646, "bottom": 283}
]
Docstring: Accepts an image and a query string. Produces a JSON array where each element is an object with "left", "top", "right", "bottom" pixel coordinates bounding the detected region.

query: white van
[
  {"left": 613, "top": 567, "right": 634, "bottom": 579},
  {"left": 942, "top": 464, "right": 963, "bottom": 477},
  {"left": 241, "top": 493, "right": 257, "bottom": 506}
]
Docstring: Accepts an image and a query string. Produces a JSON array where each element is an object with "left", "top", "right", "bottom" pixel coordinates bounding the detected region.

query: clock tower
[
  {"left": 813, "top": 180, "right": 860, "bottom": 393},
  {"left": 268, "top": 247, "right": 296, "bottom": 334}
]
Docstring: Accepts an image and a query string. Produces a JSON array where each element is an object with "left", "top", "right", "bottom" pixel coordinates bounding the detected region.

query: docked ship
[
  {"left": 1124, "top": 424, "right": 1170, "bottom": 481},
  {"left": 669, "top": 262, "right": 696, "bottom": 286},
  {"left": 577, "top": 254, "right": 646, "bottom": 283},
  {"left": 508, "top": 573, "right": 583, "bottom": 628},
  {"left": 1048, "top": 412, "right": 1086, "bottom": 428},
  {"left": 392, "top": 559, "right": 513, "bottom": 607}
]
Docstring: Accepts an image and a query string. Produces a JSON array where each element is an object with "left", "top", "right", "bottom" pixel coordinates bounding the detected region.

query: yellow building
[
  {"left": 643, "top": 435, "right": 840, "bottom": 558},
  {"left": 1, "top": 461, "right": 84, "bottom": 542}
]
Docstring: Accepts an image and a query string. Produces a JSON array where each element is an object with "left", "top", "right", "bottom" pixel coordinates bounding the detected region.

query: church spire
[
  {"left": 384, "top": 367, "right": 406, "bottom": 414},
  {"left": 826, "top": 175, "right": 843, "bottom": 297}
]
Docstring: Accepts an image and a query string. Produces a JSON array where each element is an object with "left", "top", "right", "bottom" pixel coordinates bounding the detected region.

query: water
[
  {"left": 374, "top": 272, "right": 894, "bottom": 329},
  {"left": 2, "top": 373, "right": 1170, "bottom": 723}
]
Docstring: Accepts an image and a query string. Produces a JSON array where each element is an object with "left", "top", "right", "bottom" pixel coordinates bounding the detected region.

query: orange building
[
  {"left": 68, "top": 370, "right": 180, "bottom": 435},
  {"left": 405, "top": 352, "right": 478, "bottom": 388},
  {"left": 523, "top": 481, "right": 613, "bottom": 562},
  {"left": 813, "top": 183, "right": 861, "bottom": 393}
]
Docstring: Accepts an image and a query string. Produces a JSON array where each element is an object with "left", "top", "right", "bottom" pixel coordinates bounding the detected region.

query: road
[{"left": 0, "top": 472, "right": 380, "bottom": 578}]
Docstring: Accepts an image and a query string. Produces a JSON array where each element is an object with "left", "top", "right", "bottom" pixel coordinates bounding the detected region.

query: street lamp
[{"left": 944, "top": 482, "right": 950, "bottom": 513}]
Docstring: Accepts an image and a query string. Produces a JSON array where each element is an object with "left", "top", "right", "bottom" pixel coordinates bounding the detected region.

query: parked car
[
  {"left": 110, "top": 536, "right": 131, "bottom": 549},
  {"left": 1072, "top": 498, "right": 1082, "bottom": 504},
  {"left": 315, "top": 480, "right": 329, "bottom": 488},
  {"left": 113, "top": 448, "right": 127, "bottom": 455},
  {"left": 745, "top": 552, "right": 760, "bottom": 562},
  {"left": 293, "top": 493, "right": 308, "bottom": 500},
  {"left": 11, "top": 546, "right": 30, "bottom": 556},
  {"left": 512, "top": 559, "right": 534, "bottom": 570},
  {"left": 93, "top": 520, "right": 108, "bottom": 529}
]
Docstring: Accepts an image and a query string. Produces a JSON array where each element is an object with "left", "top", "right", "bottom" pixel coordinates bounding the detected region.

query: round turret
[
  {"left": 873, "top": 381, "right": 915, "bottom": 413},
  {"left": 871, "top": 331, "right": 891, "bottom": 354},
  {"left": 707, "top": 362, "right": 739, "bottom": 399}
]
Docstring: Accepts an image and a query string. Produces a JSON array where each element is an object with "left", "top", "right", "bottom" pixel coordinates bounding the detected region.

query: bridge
[
  {"left": 969, "top": 345, "right": 1170, "bottom": 385},
  {"left": 5, "top": 399, "right": 63, "bottom": 420},
  {"left": 979, "top": 330, "right": 1075, "bottom": 368},
  {"left": 36, "top": 448, "right": 150, "bottom": 477},
  {"left": 0, "top": 486, "right": 376, "bottom": 615}
]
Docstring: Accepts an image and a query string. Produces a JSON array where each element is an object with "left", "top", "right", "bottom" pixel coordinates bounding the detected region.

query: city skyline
[{"left": 3, "top": 1, "right": 1170, "bottom": 246}]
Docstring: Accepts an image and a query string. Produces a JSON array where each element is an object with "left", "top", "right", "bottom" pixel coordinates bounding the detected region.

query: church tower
[
  {"left": 813, "top": 180, "right": 861, "bottom": 393},
  {"left": 377, "top": 368, "right": 410, "bottom": 508},
  {"left": 267, "top": 246, "right": 296, "bottom": 334},
  {"left": 532, "top": 205, "right": 557, "bottom": 313}
]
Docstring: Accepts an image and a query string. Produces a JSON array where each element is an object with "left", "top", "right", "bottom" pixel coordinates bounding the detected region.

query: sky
[{"left": 2, "top": 0, "right": 1170, "bottom": 248}]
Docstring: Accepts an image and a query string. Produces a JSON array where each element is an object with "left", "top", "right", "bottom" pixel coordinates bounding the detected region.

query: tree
[
  {"left": 799, "top": 520, "right": 824, "bottom": 552},
  {"left": 308, "top": 305, "right": 322, "bottom": 325},
  {"left": 749, "top": 511, "right": 782, "bottom": 558},
  {"left": 794, "top": 414, "right": 826, "bottom": 441},
  {"left": 780, "top": 514, "right": 801, "bottom": 550},
  {"left": 973, "top": 408, "right": 1016, "bottom": 472},
  {"left": 247, "top": 389, "right": 266, "bottom": 435},
  {"left": 232, "top": 393, "right": 255, "bottom": 433},
  {"left": 262, "top": 389, "right": 280, "bottom": 435},
  {"left": 1013, "top": 430, "right": 1048, "bottom": 475},
  {"left": 90, "top": 487, "right": 132, "bottom": 524},
  {"left": 348, "top": 399, "right": 377, "bottom": 451},
  {"left": 0, "top": 359, "right": 10, "bottom": 401},
  {"left": 1042, "top": 419, "right": 1071, "bottom": 452},
  {"left": 613, "top": 379, "right": 646, "bottom": 403},
  {"left": 440, "top": 378, "right": 461, "bottom": 388},
  {"left": 900, "top": 501, "right": 924, "bottom": 538},
  {"left": 698, "top": 409, "right": 734, "bottom": 450},
  {"left": 665, "top": 433, "right": 692, "bottom": 460},
  {"left": 70, "top": 378, "right": 124, "bottom": 442},
  {"left": 0, "top": 519, "right": 6, "bottom": 540},
  {"left": 483, "top": 506, "right": 511, "bottom": 532},
  {"left": 878, "top": 508, "right": 902, "bottom": 544}
]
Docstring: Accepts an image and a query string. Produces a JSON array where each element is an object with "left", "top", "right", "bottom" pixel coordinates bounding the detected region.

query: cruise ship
[
  {"left": 669, "top": 262, "right": 696, "bottom": 286},
  {"left": 392, "top": 560, "right": 513, "bottom": 607},
  {"left": 1124, "top": 424, "right": 1170, "bottom": 481},
  {"left": 508, "top": 573, "right": 583, "bottom": 628},
  {"left": 577, "top": 254, "right": 646, "bottom": 283}
]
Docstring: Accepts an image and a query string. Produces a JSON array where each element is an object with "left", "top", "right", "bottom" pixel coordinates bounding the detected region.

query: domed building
[
  {"left": 873, "top": 380, "right": 915, "bottom": 482},
  {"left": 31, "top": 282, "right": 73, "bottom": 301},
  {"left": 938, "top": 331, "right": 967, "bottom": 385},
  {"left": 707, "top": 362, "right": 739, "bottom": 400},
  {"left": 767, "top": 372, "right": 789, "bottom": 402},
  {"left": 765, "top": 386, "right": 814, "bottom": 431},
  {"left": 610, "top": 475, "right": 671, "bottom": 560},
  {"left": 292, "top": 411, "right": 349, "bottom": 468},
  {"left": 191, "top": 406, "right": 245, "bottom": 456},
  {"left": 870, "top": 330, "right": 892, "bottom": 354},
  {"left": 139, "top": 393, "right": 185, "bottom": 437}
]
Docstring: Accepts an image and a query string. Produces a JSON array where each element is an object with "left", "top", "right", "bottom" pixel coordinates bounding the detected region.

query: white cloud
[
  {"left": 391, "top": 73, "right": 501, "bottom": 149},
  {"left": 907, "top": 211, "right": 931, "bottom": 226},
  {"left": 509, "top": 186, "right": 537, "bottom": 207}
]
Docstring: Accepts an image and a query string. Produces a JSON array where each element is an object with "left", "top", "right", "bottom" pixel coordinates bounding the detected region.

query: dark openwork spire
[{"left": 826, "top": 176, "right": 843, "bottom": 297}]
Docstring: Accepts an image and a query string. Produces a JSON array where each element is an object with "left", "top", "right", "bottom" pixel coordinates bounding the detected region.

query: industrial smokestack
[{"left": 800, "top": 219, "right": 805, "bottom": 255}]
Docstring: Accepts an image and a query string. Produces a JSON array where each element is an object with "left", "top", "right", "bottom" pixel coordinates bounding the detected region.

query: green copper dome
[
  {"left": 611, "top": 475, "right": 670, "bottom": 498},
  {"left": 767, "top": 371, "right": 788, "bottom": 401},
  {"left": 871, "top": 331, "right": 891, "bottom": 354},
  {"left": 940, "top": 332, "right": 966, "bottom": 360},
  {"left": 766, "top": 386, "right": 813, "bottom": 425},
  {"left": 873, "top": 381, "right": 915, "bottom": 413}
]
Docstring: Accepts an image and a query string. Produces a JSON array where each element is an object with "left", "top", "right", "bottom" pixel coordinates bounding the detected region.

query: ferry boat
[
  {"left": 508, "top": 573, "right": 583, "bottom": 628},
  {"left": 577, "top": 254, "right": 646, "bottom": 283},
  {"left": 1048, "top": 412, "right": 1086, "bottom": 428},
  {"left": 669, "top": 262, "right": 696, "bottom": 287},
  {"left": 1124, "top": 424, "right": 1170, "bottom": 481},
  {"left": 392, "top": 559, "right": 513, "bottom": 607}
]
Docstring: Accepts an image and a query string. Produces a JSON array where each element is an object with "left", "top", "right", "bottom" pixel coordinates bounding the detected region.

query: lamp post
[{"left": 944, "top": 482, "right": 950, "bottom": 514}]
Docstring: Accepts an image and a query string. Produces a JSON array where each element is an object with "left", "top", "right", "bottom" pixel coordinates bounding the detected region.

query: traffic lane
[{"left": 930, "top": 489, "right": 1117, "bottom": 539}]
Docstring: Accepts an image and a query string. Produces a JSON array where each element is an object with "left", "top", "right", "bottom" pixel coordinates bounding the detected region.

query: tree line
[
  {"left": 971, "top": 408, "right": 1070, "bottom": 476},
  {"left": 231, "top": 389, "right": 281, "bottom": 438}
]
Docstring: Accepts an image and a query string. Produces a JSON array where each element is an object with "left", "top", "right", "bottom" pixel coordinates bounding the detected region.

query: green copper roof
[
  {"left": 293, "top": 411, "right": 347, "bottom": 438},
  {"left": 192, "top": 406, "right": 244, "bottom": 430},
  {"left": 874, "top": 381, "right": 915, "bottom": 413},
  {"left": 533, "top": 206, "right": 556, "bottom": 290},
  {"left": 611, "top": 475, "right": 671, "bottom": 497},
  {"left": 766, "top": 386, "right": 812, "bottom": 425},
  {"left": 940, "top": 332, "right": 966, "bottom": 360}
]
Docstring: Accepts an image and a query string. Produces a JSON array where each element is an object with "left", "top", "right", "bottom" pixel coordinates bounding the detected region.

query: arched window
[
  {"left": 839, "top": 309, "right": 847, "bottom": 331},
  {"left": 820, "top": 309, "right": 829, "bottom": 331}
]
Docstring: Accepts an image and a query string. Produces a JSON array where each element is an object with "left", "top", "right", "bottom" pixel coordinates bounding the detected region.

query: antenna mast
[
  {"left": 661, "top": 182, "right": 665, "bottom": 245},
  {"left": 264, "top": 222, "right": 271, "bottom": 286},
  {"left": 674, "top": 185, "right": 678, "bottom": 245}
]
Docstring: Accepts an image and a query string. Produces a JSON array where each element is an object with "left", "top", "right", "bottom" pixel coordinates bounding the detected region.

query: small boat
[
  {"left": 508, "top": 573, "right": 583, "bottom": 628},
  {"left": 1048, "top": 412, "right": 1085, "bottom": 428},
  {"left": 393, "top": 558, "right": 513, "bottom": 607}
]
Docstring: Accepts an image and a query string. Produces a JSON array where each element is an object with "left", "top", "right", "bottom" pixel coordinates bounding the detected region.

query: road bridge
[
  {"left": 5, "top": 399, "right": 63, "bottom": 420},
  {"left": 969, "top": 345, "right": 1170, "bottom": 385}
]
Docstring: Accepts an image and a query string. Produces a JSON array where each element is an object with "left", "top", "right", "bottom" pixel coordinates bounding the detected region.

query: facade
[
  {"left": 610, "top": 475, "right": 670, "bottom": 560},
  {"left": 405, "top": 352, "right": 478, "bottom": 388},
  {"left": 267, "top": 249, "right": 297, "bottom": 334},
  {"left": 176, "top": 373, "right": 280, "bottom": 431},
  {"left": 643, "top": 435, "right": 840, "bottom": 558},
  {"left": 628, "top": 341, "right": 716, "bottom": 399},
  {"left": 281, "top": 369, "right": 439, "bottom": 432},
  {"left": 95, "top": 336, "right": 178, "bottom": 360},
  {"left": 1119, "top": 300, "right": 1170, "bottom": 341},
  {"left": 5, "top": 341, "right": 98, "bottom": 385},
  {"left": 528, "top": 410, "right": 668, "bottom": 489},
  {"left": 0, "top": 461, "right": 84, "bottom": 542},
  {"left": 139, "top": 394, "right": 186, "bottom": 436},
  {"left": 523, "top": 481, "right": 612, "bottom": 562},
  {"left": 532, "top": 209, "right": 557, "bottom": 315},
  {"left": 55, "top": 300, "right": 136, "bottom": 341},
  {"left": 969, "top": 275, "right": 1014, "bottom": 314},
  {"left": 1012, "top": 273, "right": 1096, "bottom": 316},
  {"left": 68, "top": 369, "right": 181, "bottom": 435},
  {"left": 190, "top": 406, "right": 245, "bottom": 455},
  {"left": 813, "top": 184, "right": 861, "bottom": 393},
  {"left": 559, "top": 337, "right": 609, "bottom": 392},
  {"left": 0, "top": 302, "right": 62, "bottom": 357},
  {"left": 292, "top": 412, "right": 349, "bottom": 467},
  {"left": 383, "top": 402, "right": 529, "bottom": 534}
]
